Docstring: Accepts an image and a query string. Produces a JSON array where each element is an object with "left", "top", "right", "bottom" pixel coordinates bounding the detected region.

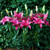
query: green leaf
[
  {"left": 33, "top": 0, "right": 37, "bottom": 2},
  {"left": 44, "top": 0, "right": 48, "bottom": 3},
  {"left": 13, "top": 28, "right": 19, "bottom": 40},
  {"left": 0, "top": 48, "right": 2, "bottom": 50},
  {"left": 0, "top": 0, "right": 3, "bottom": 2},
  {"left": 10, "top": 4, "right": 17, "bottom": 8}
]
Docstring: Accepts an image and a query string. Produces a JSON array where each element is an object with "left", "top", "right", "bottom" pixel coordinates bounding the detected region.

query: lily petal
[
  {"left": 20, "top": 24, "right": 23, "bottom": 28},
  {"left": 15, "top": 26, "right": 19, "bottom": 30},
  {"left": 40, "top": 24, "right": 42, "bottom": 28},
  {"left": 28, "top": 25, "right": 31, "bottom": 29}
]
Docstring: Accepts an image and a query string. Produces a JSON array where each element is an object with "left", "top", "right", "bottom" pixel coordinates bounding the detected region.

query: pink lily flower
[
  {"left": 10, "top": 18, "right": 20, "bottom": 26},
  {"left": 9, "top": 17, "right": 20, "bottom": 30},
  {"left": 33, "top": 18, "right": 45, "bottom": 28},
  {"left": 20, "top": 20, "right": 32, "bottom": 29},
  {"left": 14, "top": 11, "right": 23, "bottom": 19},
  {"left": 0, "top": 16, "right": 10, "bottom": 25}
]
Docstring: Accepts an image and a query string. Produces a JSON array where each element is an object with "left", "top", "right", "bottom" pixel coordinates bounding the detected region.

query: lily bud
[
  {"left": 25, "top": 4, "right": 27, "bottom": 10},
  {"left": 16, "top": 8, "right": 18, "bottom": 13},
  {"left": 43, "top": 11, "right": 48, "bottom": 20},
  {"left": 10, "top": 11, "right": 13, "bottom": 16},
  {"left": 47, "top": 11, "right": 48, "bottom": 14},
  {"left": 5, "top": 9, "right": 9, "bottom": 14},
  {"left": 25, "top": 4, "right": 28, "bottom": 17},
  {"left": 36, "top": 6, "right": 38, "bottom": 12},
  {"left": 21, "top": 12, "right": 23, "bottom": 19},
  {"left": 30, "top": 10, "right": 33, "bottom": 17},
  {"left": 42, "top": 5, "right": 45, "bottom": 12}
]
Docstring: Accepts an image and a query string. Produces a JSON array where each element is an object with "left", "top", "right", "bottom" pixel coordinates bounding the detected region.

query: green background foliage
[{"left": 0, "top": 0, "right": 50, "bottom": 50}]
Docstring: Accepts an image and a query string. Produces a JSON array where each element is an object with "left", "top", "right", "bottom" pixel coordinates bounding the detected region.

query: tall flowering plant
[
  {"left": 0, "top": 5, "right": 50, "bottom": 49},
  {"left": 0, "top": 10, "right": 50, "bottom": 30}
]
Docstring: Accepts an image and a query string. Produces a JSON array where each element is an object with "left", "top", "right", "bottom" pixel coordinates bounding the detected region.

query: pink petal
[
  {"left": 40, "top": 24, "right": 42, "bottom": 28},
  {"left": 20, "top": 24, "right": 23, "bottom": 28},
  {"left": 14, "top": 15, "right": 17, "bottom": 17},
  {"left": 41, "top": 14, "right": 44, "bottom": 17},
  {"left": 28, "top": 25, "right": 31, "bottom": 29},
  {"left": 42, "top": 21, "right": 45, "bottom": 23},
  {"left": 27, "top": 17, "right": 30, "bottom": 21},
  {"left": 33, "top": 20, "right": 37, "bottom": 24},
  {"left": 43, "top": 13, "right": 48, "bottom": 20},
  {"left": 0, "top": 21, "right": 1, "bottom": 23},
  {"left": 22, "top": 20, "right": 25, "bottom": 24},
  {"left": 15, "top": 26, "right": 19, "bottom": 30},
  {"left": 3, "top": 22, "right": 4, "bottom": 25},
  {"left": 14, "top": 11, "right": 16, "bottom": 15}
]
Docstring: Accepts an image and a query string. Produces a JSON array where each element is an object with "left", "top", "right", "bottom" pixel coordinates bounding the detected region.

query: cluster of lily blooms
[
  {"left": 0, "top": 11, "right": 50, "bottom": 30},
  {"left": 0, "top": 5, "right": 50, "bottom": 30}
]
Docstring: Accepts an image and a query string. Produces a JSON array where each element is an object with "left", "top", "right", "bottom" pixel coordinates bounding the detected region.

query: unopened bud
[
  {"left": 47, "top": 11, "right": 48, "bottom": 14},
  {"left": 5, "top": 9, "right": 9, "bottom": 14},
  {"left": 36, "top": 6, "right": 38, "bottom": 12},
  {"left": 21, "top": 12, "right": 23, "bottom": 19},
  {"left": 30, "top": 10, "right": 33, "bottom": 17},
  {"left": 10, "top": 11, "right": 13, "bottom": 16},
  {"left": 16, "top": 8, "right": 18, "bottom": 13},
  {"left": 25, "top": 4, "right": 27, "bottom": 10},
  {"left": 42, "top": 5, "right": 45, "bottom": 12}
]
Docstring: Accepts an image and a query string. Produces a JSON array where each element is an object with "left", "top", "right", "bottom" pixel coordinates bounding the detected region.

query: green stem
[
  {"left": 32, "top": 47, "right": 34, "bottom": 50},
  {"left": 23, "top": 28, "right": 28, "bottom": 49},
  {"left": 13, "top": 48, "right": 16, "bottom": 50},
  {"left": 26, "top": 10, "right": 28, "bottom": 18},
  {"left": 34, "top": 26, "right": 40, "bottom": 46},
  {"left": 23, "top": 30, "right": 25, "bottom": 44},
  {"left": 0, "top": 48, "right": 2, "bottom": 50}
]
